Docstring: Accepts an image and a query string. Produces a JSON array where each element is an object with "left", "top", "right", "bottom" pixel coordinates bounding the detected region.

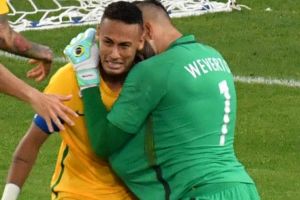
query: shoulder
[
  {"left": 129, "top": 48, "right": 189, "bottom": 84},
  {"left": 134, "top": 51, "right": 173, "bottom": 71},
  {"left": 128, "top": 54, "right": 168, "bottom": 83},
  {"left": 197, "top": 42, "right": 224, "bottom": 58},
  {"left": 45, "top": 63, "right": 78, "bottom": 95},
  {"left": 48, "top": 63, "right": 75, "bottom": 83}
]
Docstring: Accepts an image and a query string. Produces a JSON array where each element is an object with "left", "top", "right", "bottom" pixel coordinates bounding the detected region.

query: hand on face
[{"left": 64, "top": 28, "right": 100, "bottom": 89}]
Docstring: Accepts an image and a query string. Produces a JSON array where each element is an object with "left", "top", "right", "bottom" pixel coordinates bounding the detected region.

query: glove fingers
[
  {"left": 84, "top": 28, "right": 96, "bottom": 42},
  {"left": 69, "top": 33, "right": 83, "bottom": 45},
  {"left": 64, "top": 28, "right": 97, "bottom": 64}
]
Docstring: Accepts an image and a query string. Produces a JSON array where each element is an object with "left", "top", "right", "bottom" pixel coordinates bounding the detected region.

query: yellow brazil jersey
[
  {"left": 0, "top": 0, "right": 9, "bottom": 14},
  {"left": 44, "top": 63, "right": 134, "bottom": 200}
]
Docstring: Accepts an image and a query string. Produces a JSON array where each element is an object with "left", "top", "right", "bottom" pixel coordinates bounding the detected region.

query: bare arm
[
  {"left": 0, "top": 14, "right": 78, "bottom": 131},
  {"left": 0, "top": 14, "right": 52, "bottom": 81},
  {"left": 6, "top": 123, "right": 49, "bottom": 188},
  {"left": 0, "top": 63, "right": 42, "bottom": 103},
  {"left": 0, "top": 64, "right": 77, "bottom": 131}
]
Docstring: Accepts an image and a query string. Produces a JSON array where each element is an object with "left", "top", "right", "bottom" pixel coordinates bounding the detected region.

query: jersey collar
[{"left": 168, "top": 35, "right": 197, "bottom": 49}]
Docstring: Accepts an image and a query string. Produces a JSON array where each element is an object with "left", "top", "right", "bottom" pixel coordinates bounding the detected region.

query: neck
[
  {"left": 105, "top": 81, "right": 123, "bottom": 92},
  {"left": 99, "top": 67, "right": 126, "bottom": 92},
  {"left": 157, "top": 27, "right": 182, "bottom": 53}
]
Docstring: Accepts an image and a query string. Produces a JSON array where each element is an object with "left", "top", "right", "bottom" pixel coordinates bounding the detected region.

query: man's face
[{"left": 98, "top": 18, "right": 144, "bottom": 76}]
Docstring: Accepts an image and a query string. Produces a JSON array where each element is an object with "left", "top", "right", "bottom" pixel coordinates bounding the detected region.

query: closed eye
[
  {"left": 102, "top": 38, "right": 113, "bottom": 46},
  {"left": 119, "top": 42, "right": 131, "bottom": 49}
]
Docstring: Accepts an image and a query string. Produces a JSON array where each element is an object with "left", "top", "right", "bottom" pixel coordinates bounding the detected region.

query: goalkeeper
[
  {"left": 0, "top": 0, "right": 77, "bottom": 131},
  {"left": 72, "top": 1, "right": 261, "bottom": 200},
  {"left": 1, "top": 2, "right": 154, "bottom": 200}
]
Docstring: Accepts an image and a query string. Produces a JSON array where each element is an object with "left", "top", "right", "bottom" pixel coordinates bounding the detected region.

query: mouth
[{"left": 105, "top": 60, "right": 124, "bottom": 70}]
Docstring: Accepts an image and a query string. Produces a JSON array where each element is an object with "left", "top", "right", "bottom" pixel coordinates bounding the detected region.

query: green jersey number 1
[{"left": 219, "top": 80, "right": 231, "bottom": 146}]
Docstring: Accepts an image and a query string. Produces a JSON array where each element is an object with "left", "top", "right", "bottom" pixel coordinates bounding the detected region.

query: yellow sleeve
[{"left": 0, "top": 0, "right": 9, "bottom": 14}]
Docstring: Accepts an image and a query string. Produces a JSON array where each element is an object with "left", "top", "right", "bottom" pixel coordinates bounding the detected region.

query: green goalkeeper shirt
[{"left": 106, "top": 35, "right": 254, "bottom": 199}]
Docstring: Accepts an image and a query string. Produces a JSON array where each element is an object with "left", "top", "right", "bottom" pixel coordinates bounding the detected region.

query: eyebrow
[
  {"left": 103, "top": 36, "right": 113, "bottom": 42},
  {"left": 102, "top": 36, "right": 132, "bottom": 46},
  {"left": 119, "top": 41, "right": 132, "bottom": 46}
]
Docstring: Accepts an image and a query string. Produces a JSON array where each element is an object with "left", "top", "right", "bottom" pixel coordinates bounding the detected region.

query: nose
[{"left": 109, "top": 46, "right": 121, "bottom": 59}]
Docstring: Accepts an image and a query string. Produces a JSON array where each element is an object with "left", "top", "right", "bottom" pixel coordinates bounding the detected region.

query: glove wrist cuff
[{"left": 76, "top": 68, "right": 100, "bottom": 88}]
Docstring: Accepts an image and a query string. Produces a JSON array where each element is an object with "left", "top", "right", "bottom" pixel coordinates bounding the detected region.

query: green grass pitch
[{"left": 0, "top": 0, "right": 300, "bottom": 199}]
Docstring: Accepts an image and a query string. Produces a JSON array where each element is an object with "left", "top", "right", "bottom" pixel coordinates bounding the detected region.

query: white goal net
[{"left": 7, "top": 0, "right": 250, "bottom": 32}]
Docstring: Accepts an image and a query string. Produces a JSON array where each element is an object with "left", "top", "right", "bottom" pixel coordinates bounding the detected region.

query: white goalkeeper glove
[{"left": 64, "top": 28, "right": 100, "bottom": 90}]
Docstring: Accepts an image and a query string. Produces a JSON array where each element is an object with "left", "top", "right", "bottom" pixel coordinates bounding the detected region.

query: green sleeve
[
  {"left": 107, "top": 62, "right": 167, "bottom": 133},
  {"left": 81, "top": 87, "right": 132, "bottom": 159}
]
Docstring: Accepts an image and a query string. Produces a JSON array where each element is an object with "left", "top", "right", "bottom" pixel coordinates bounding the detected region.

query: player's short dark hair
[
  {"left": 133, "top": 0, "right": 170, "bottom": 19},
  {"left": 101, "top": 1, "right": 143, "bottom": 26}
]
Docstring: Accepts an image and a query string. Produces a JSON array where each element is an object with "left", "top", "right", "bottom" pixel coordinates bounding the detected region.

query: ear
[
  {"left": 144, "top": 22, "right": 154, "bottom": 40},
  {"left": 137, "top": 29, "right": 146, "bottom": 51},
  {"left": 95, "top": 24, "right": 100, "bottom": 42}
]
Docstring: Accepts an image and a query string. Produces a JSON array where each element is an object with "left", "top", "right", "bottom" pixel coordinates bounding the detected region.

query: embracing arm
[
  {"left": 1, "top": 123, "right": 49, "bottom": 200},
  {"left": 82, "top": 87, "right": 132, "bottom": 159}
]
